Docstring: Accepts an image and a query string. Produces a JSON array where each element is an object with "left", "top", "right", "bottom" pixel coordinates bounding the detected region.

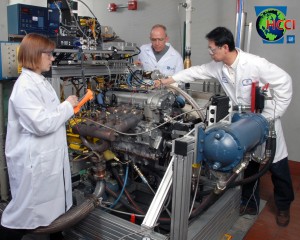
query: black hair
[{"left": 206, "top": 27, "right": 236, "bottom": 51}]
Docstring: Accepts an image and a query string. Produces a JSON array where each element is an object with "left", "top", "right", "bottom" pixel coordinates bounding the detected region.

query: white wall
[
  {"left": 77, "top": 0, "right": 187, "bottom": 56},
  {"left": 9, "top": 0, "right": 47, "bottom": 7},
  {"left": 5, "top": 0, "right": 300, "bottom": 162},
  {"left": 0, "top": 0, "right": 8, "bottom": 41}
]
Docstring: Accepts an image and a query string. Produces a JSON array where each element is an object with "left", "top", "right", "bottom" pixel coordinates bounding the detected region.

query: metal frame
[
  {"left": 142, "top": 156, "right": 174, "bottom": 229},
  {"left": 170, "top": 136, "right": 194, "bottom": 240},
  {"left": 49, "top": 48, "right": 137, "bottom": 78}
]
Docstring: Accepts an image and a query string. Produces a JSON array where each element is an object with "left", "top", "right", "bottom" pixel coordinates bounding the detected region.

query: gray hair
[{"left": 151, "top": 24, "right": 168, "bottom": 36}]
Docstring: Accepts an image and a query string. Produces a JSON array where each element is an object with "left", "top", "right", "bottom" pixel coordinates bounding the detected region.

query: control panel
[
  {"left": 0, "top": 42, "right": 19, "bottom": 80},
  {"left": 7, "top": 4, "right": 49, "bottom": 35}
]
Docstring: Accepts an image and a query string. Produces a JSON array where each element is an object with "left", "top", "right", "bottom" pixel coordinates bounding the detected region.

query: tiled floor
[{"left": 243, "top": 160, "right": 300, "bottom": 240}]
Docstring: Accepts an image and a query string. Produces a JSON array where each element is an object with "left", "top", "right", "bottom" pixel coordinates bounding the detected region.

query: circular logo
[{"left": 256, "top": 8, "right": 286, "bottom": 42}]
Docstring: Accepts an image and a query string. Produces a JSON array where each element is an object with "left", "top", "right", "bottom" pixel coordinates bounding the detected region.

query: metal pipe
[
  {"left": 72, "top": 121, "right": 117, "bottom": 141},
  {"left": 184, "top": 0, "right": 192, "bottom": 68},
  {"left": 235, "top": 0, "right": 247, "bottom": 50},
  {"left": 185, "top": 0, "right": 192, "bottom": 54},
  {"left": 166, "top": 85, "right": 205, "bottom": 121},
  {"left": 239, "top": 12, "right": 247, "bottom": 50},
  {"left": 80, "top": 136, "right": 110, "bottom": 152},
  {"left": 246, "top": 22, "right": 252, "bottom": 52},
  {"left": 32, "top": 180, "right": 106, "bottom": 234}
]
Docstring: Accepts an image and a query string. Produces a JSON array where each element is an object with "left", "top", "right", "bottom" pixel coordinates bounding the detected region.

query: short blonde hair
[{"left": 18, "top": 33, "right": 55, "bottom": 71}]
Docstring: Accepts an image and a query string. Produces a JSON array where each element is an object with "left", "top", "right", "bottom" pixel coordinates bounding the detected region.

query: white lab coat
[
  {"left": 172, "top": 49, "right": 292, "bottom": 163},
  {"left": 1, "top": 68, "right": 74, "bottom": 229},
  {"left": 138, "top": 43, "right": 184, "bottom": 76}
]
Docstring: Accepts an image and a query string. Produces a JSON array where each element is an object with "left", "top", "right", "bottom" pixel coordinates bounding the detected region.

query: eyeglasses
[
  {"left": 150, "top": 38, "right": 166, "bottom": 42},
  {"left": 42, "top": 51, "right": 54, "bottom": 57},
  {"left": 208, "top": 46, "right": 221, "bottom": 55}
]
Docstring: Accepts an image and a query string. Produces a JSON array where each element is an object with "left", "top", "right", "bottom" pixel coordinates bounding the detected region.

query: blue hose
[{"left": 109, "top": 163, "right": 129, "bottom": 209}]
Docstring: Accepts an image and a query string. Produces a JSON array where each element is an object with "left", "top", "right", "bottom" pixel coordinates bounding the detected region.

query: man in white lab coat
[
  {"left": 137, "top": 24, "right": 184, "bottom": 78},
  {"left": 155, "top": 26, "right": 294, "bottom": 227}
]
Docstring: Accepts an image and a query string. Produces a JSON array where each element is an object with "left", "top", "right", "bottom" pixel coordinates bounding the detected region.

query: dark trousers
[
  {"left": 241, "top": 157, "right": 294, "bottom": 211},
  {"left": 0, "top": 225, "right": 27, "bottom": 240},
  {"left": 0, "top": 224, "right": 64, "bottom": 240}
]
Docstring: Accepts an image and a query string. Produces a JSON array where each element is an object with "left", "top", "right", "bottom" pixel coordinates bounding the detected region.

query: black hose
[
  {"left": 189, "top": 170, "right": 240, "bottom": 221},
  {"left": 229, "top": 137, "right": 276, "bottom": 188},
  {"left": 189, "top": 191, "right": 219, "bottom": 219}
]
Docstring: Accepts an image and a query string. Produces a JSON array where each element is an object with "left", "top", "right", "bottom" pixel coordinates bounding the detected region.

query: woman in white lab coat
[
  {"left": 137, "top": 24, "right": 184, "bottom": 77},
  {"left": 155, "top": 27, "right": 294, "bottom": 227},
  {"left": 0, "top": 33, "right": 78, "bottom": 239}
]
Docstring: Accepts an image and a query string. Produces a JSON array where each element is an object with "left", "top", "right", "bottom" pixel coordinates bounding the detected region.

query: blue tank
[{"left": 203, "top": 113, "right": 269, "bottom": 172}]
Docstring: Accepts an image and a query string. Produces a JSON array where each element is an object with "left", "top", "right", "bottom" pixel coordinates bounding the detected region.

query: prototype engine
[
  {"left": 68, "top": 88, "right": 196, "bottom": 198},
  {"left": 69, "top": 89, "right": 183, "bottom": 164}
]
